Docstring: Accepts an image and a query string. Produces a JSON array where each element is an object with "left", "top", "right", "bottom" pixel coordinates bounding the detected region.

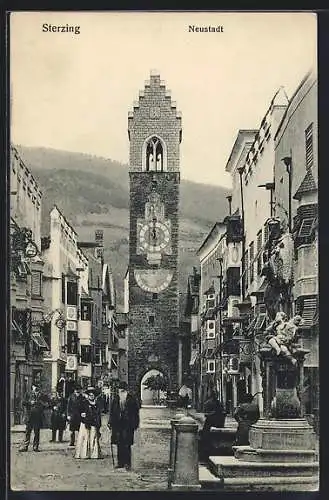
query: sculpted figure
[{"left": 266, "top": 314, "right": 303, "bottom": 366}]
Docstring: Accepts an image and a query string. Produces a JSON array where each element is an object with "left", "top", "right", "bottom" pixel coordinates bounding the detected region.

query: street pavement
[{"left": 10, "top": 406, "right": 179, "bottom": 491}]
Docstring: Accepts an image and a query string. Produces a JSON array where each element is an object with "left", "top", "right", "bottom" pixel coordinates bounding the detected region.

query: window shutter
[
  {"left": 31, "top": 271, "right": 41, "bottom": 296},
  {"left": 298, "top": 218, "right": 316, "bottom": 238},
  {"left": 305, "top": 123, "right": 313, "bottom": 169}
]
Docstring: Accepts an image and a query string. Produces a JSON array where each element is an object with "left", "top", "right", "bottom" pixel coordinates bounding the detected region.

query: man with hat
[
  {"left": 19, "top": 383, "right": 48, "bottom": 452},
  {"left": 108, "top": 381, "right": 140, "bottom": 471},
  {"left": 66, "top": 383, "right": 84, "bottom": 447}
]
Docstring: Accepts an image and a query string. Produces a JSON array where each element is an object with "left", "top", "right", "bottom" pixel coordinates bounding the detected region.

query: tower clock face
[{"left": 139, "top": 220, "right": 170, "bottom": 253}]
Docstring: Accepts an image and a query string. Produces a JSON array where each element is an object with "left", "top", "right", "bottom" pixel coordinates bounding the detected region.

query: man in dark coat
[
  {"left": 49, "top": 391, "right": 67, "bottom": 442},
  {"left": 67, "top": 384, "right": 84, "bottom": 447},
  {"left": 108, "top": 381, "right": 140, "bottom": 470},
  {"left": 200, "top": 391, "right": 226, "bottom": 460},
  {"left": 234, "top": 393, "right": 260, "bottom": 446},
  {"left": 19, "top": 383, "right": 48, "bottom": 452}
]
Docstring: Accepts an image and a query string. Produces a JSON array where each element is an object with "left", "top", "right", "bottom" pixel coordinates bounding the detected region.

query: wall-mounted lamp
[{"left": 258, "top": 182, "right": 275, "bottom": 217}]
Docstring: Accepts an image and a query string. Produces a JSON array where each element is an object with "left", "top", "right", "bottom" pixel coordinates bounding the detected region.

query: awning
[
  {"left": 189, "top": 350, "right": 199, "bottom": 366},
  {"left": 12, "top": 320, "right": 25, "bottom": 338},
  {"left": 31, "top": 332, "right": 49, "bottom": 349},
  {"left": 250, "top": 277, "right": 267, "bottom": 297}
]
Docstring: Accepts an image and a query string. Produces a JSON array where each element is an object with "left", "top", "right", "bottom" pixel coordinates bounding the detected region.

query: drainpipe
[{"left": 237, "top": 167, "right": 246, "bottom": 301}]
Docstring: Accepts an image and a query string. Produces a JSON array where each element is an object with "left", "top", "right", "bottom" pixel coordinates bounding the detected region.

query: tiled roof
[
  {"left": 293, "top": 169, "right": 317, "bottom": 201},
  {"left": 204, "top": 284, "right": 215, "bottom": 296}
]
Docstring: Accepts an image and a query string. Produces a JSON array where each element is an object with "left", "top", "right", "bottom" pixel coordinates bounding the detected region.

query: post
[
  {"left": 168, "top": 412, "right": 185, "bottom": 488},
  {"left": 178, "top": 337, "right": 183, "bottom": 388},
  {"left": 218, "top": 257, "right": 223, "bottom": 401},
  {"left": 232, "top": 374, "right": 238, "bottom": 413},
  {"left": 171, "top": 416, "right": 201, "bottom": 491}
]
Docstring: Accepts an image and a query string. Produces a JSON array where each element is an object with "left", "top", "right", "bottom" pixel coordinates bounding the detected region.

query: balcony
[{"left": 118, "top": 337, "right": 127, "bottom": 351}]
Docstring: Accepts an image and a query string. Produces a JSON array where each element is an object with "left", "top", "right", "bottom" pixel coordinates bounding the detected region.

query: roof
[
  {"left": 65, "top": 264, "right": 79, "bottom": 280},
  {"left": 274, "top": 69, "right": 317, "bottom": 141},
  {"left": 197, "top": 221, "right": 226, "bottom": 256},
  {"left": 293, "top": 169, "right": 317, "bottom": 201},
  {"left": 225, "top": 130, "right": 258, "bottom": 173}
]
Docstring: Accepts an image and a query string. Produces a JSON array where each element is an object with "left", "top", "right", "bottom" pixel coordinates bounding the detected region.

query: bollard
[
  {"left": 168, "top": 412, "right": 185, "bottom": 488},
  {"left": 171, "top": 416, "right": 201, "bottom": 491}
]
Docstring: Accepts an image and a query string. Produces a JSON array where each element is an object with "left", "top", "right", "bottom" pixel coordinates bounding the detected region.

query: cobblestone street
[{"left": 11, "top": 407, "right": 178, "bottom": 491}]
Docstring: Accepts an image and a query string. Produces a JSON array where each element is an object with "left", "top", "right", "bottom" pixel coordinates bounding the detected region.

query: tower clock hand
[{"left": 151, "top": 217, "right": 157, "bottom": 241}]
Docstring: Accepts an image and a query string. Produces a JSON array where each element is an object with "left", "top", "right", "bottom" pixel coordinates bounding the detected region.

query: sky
[{"left": 10, "top": 11, "right": 317, "bottom": 189}]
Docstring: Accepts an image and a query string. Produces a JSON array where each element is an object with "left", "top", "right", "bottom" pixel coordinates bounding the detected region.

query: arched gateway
[{"left": 140, "top": 369, "right": 166, "bottom": 406}]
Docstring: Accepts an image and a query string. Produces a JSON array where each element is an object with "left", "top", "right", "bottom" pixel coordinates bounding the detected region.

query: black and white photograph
[{"left": 8, "top": 10, "right": 318, "bottom": 491}]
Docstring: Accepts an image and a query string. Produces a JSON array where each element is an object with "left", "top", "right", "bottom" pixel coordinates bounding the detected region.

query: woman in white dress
[{"left": 75, "top": 387, "right": 102, "bottom": 459}]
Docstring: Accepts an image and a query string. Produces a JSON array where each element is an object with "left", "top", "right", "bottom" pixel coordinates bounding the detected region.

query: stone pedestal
[
  {"left": 168, "top": 412, "right": 185, "bottom": 487},
  {"left": 171, "top": 416, "right": 201, "bottom": 490}
]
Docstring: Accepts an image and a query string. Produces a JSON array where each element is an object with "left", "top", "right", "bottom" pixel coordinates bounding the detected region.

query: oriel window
[{"left": 81, "top": 301, "right": 92, "bottom": 321}]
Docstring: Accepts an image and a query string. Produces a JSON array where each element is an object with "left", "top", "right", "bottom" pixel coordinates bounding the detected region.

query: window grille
[{"left": 80, "top": 345, "right": 91, "bottom": 364}]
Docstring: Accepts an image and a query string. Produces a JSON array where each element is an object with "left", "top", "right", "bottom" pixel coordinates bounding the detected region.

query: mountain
[{"left": 16, "top": 145, "right": 231, "bottom": 311}]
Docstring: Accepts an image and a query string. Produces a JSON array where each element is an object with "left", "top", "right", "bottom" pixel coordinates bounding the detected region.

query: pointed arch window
[{"left": 144, "top": 136, "right": 166, "bottom": 172}]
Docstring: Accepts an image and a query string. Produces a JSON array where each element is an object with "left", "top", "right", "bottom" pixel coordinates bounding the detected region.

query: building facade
[
  {"left": 274, "top": 69, "right": 318, "bottom": 419},
  {"left": 127, "top": 71, "right": 182, "bottom": 396},
  {"left": 223, "top": 89, "right": 289, "bottom": 414},
  {"left": 41, "top": 206, "right": 89, "bottom": 393},
  {"left": 10, "top": 145, "right": 48, "bottom": 425}
]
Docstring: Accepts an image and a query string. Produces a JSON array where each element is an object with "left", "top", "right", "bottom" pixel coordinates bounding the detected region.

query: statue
[{"left": 265, "top": 313, "right": 303, "bottom": 366}]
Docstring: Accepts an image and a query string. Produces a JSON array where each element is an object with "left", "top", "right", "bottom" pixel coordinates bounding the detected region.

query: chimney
[{"left": 226, "top": 195, "right": 232, "bottom": 216}]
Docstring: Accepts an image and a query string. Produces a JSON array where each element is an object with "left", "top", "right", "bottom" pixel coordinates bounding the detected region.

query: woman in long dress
[{"left": 75, "top": 387, "right": 102, "bottom": 459}]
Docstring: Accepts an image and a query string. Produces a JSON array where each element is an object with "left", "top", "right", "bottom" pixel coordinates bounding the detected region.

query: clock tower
[{"left": 127, "top": 70, "right": 182, "bottom": 396}]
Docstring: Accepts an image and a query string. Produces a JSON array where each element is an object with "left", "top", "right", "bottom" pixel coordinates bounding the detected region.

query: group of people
[
  {"left": 200, "top": 390, "right": 260, "bottom": 459},
  {"left": 18, "top": 380, "right": 140, "bottom": 470}
]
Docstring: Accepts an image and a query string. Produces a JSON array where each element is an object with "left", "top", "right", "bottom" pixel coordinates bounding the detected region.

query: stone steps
[
  {"left": 208, "top": 455, "right": 319, "bottom": 478},
  {"left": 199, "top": 465, "right": 223, "bottom": 490},
  {"left": 233, "top": 445, "right": 318, "bottom": 463},
  {"left": 199, "top": 464, "right": 319, "bottom": 491}
]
